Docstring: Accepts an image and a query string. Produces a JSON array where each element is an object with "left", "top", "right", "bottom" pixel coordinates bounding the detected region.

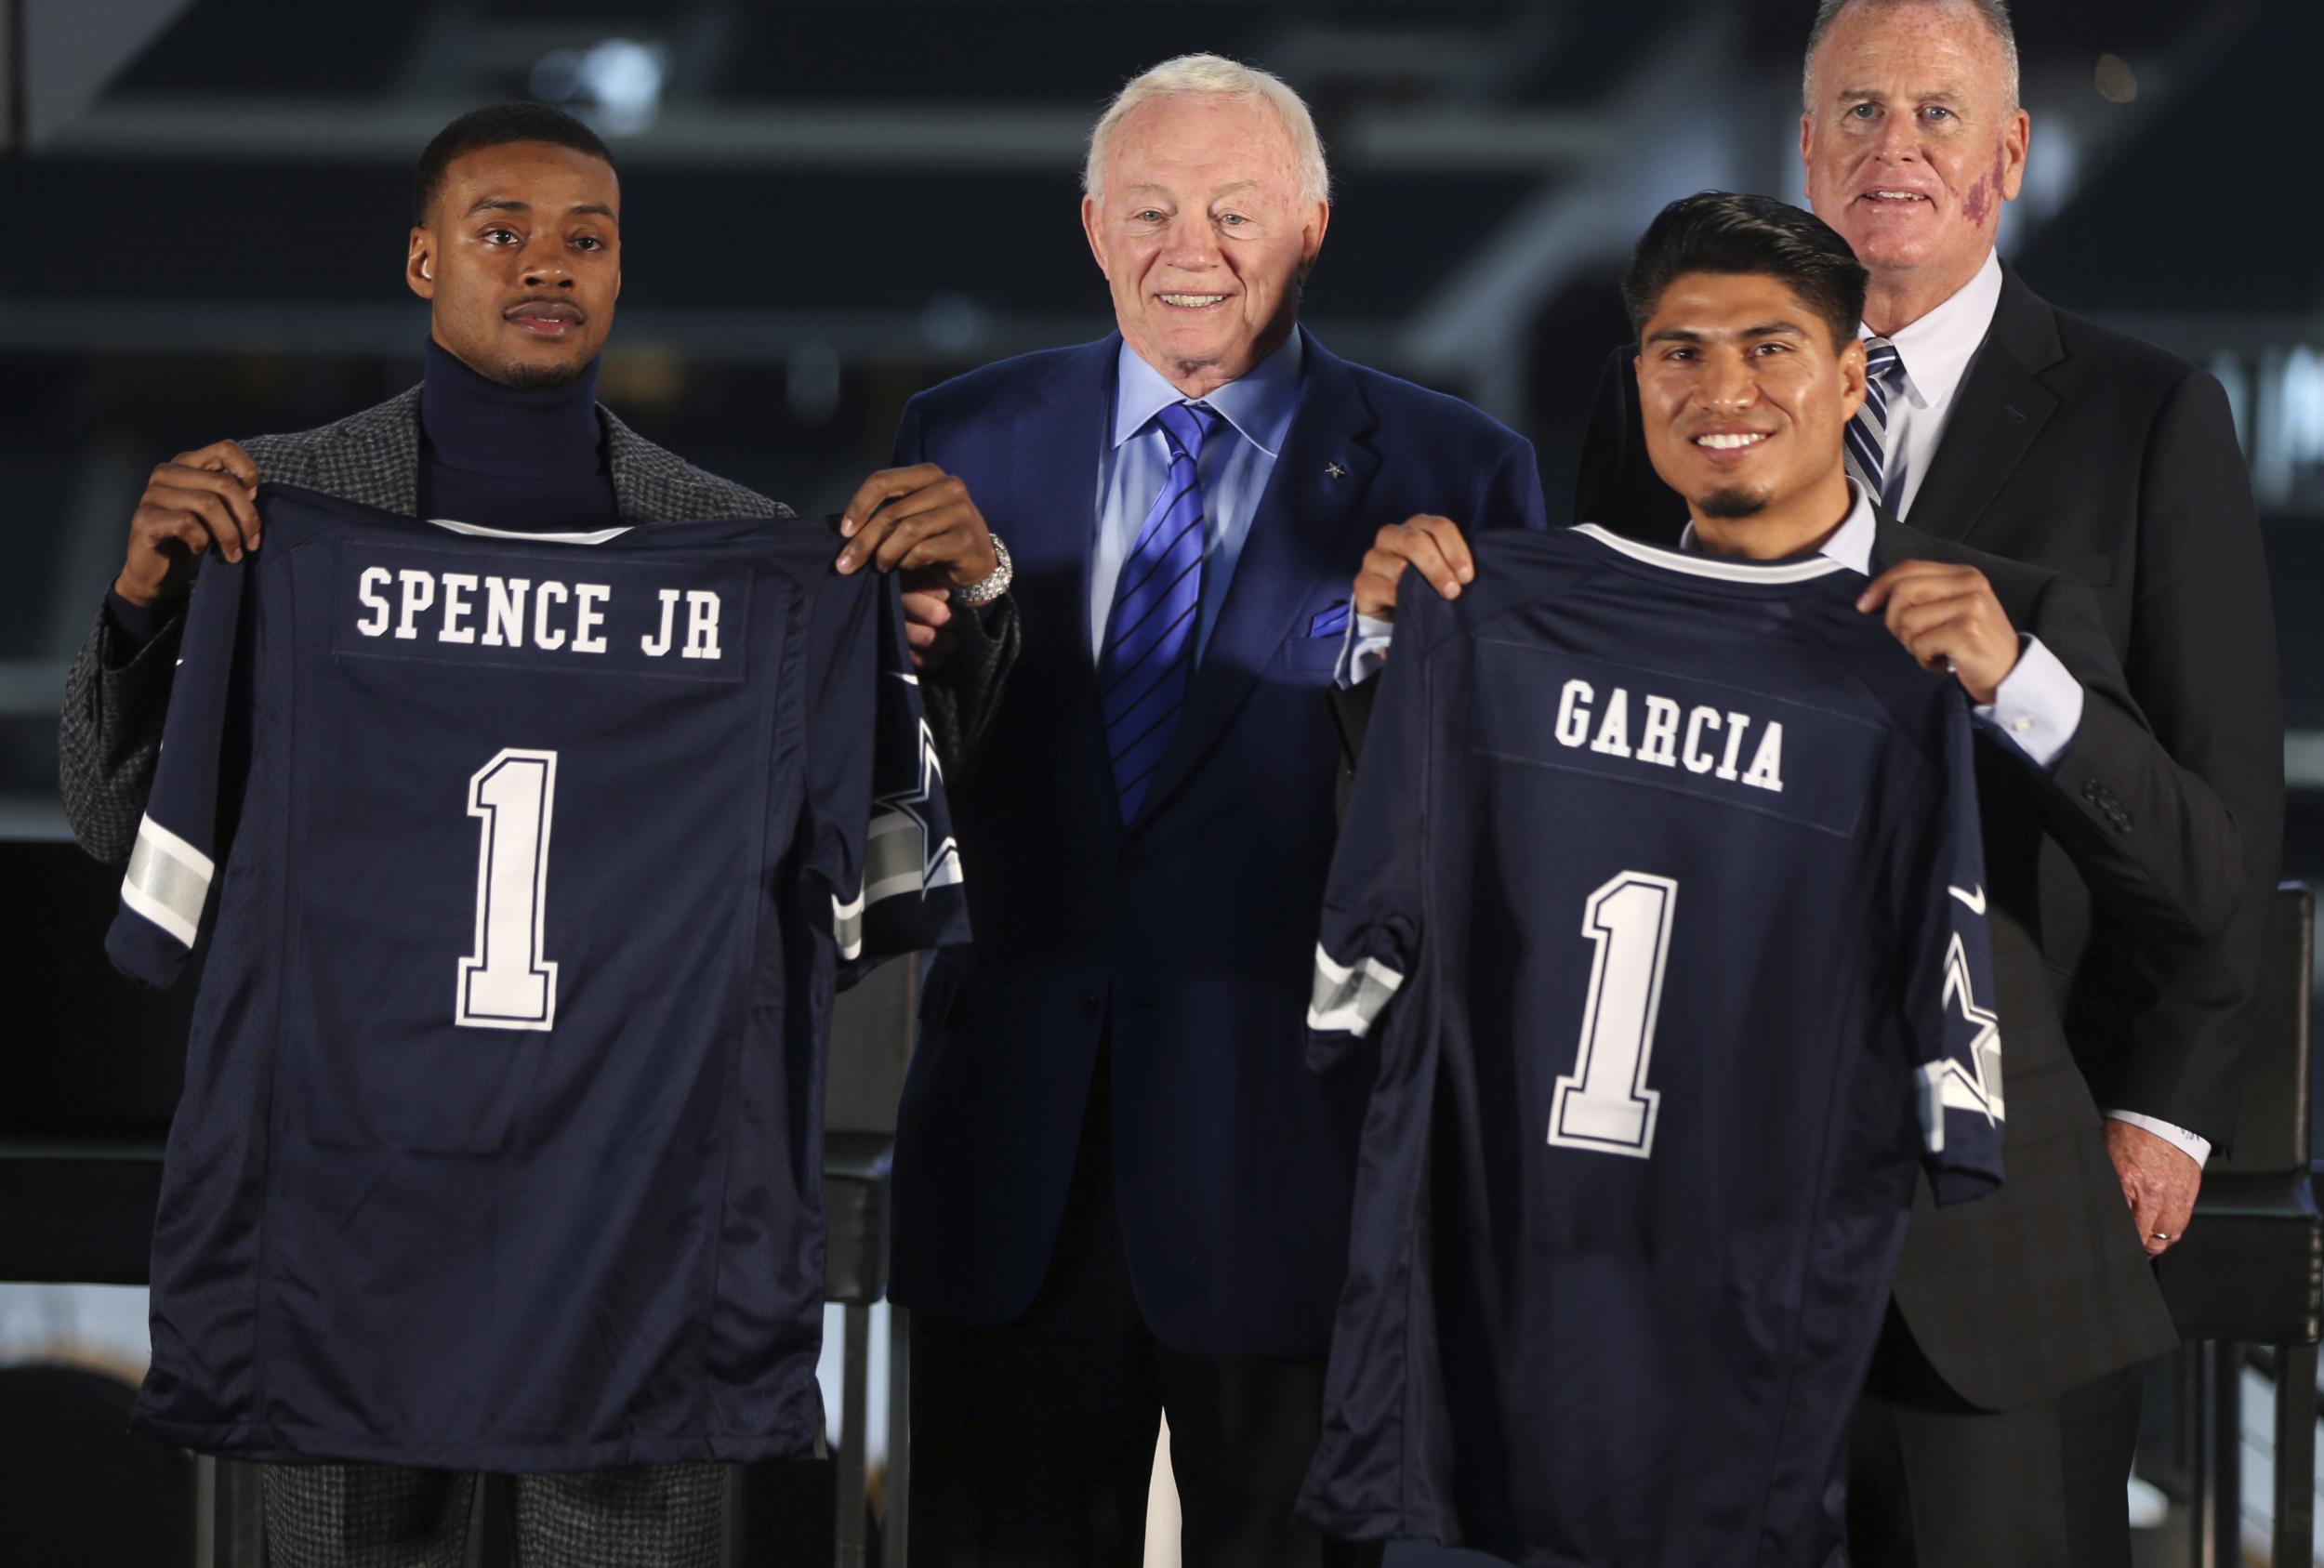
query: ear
[
  {"left": 1837, "top": 333, "right": 1868, "bottom": 424},
  {"left": 1080, "top": 194, "right": 1109, "bottom": 277},
  {"left": 1798, "top": 111, "right": 1814, "bottom": 180},
  {"left": 1301, "top": 199, "right": 1331, "bottom": 271},
  {"left": 406, "top": 227, "right": 436, "bottom": 301},
  {"left": 1999, "top": 109, "right": 2031, "bottom": 202}
]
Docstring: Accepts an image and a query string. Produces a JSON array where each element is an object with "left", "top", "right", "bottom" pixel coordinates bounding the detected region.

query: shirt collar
[
  {"left": 1679, "top": 480, "right": 1877, "bottom": 573},
  {"left": 1868, "top": 249, "right": 2003, "bottom": 412},
  {"left": 1112, "top": 328, "right": 1304, "bottom": 455}
]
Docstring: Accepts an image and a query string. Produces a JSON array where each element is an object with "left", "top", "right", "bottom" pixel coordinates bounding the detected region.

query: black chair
[{"left": 2156, "top": 881, "right": 2318, "bottom": 1567}]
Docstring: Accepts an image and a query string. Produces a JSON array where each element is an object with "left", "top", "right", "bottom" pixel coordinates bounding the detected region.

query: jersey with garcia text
[{"left": 1301, "top": 524, "right": 2003, "bottom": 1567}]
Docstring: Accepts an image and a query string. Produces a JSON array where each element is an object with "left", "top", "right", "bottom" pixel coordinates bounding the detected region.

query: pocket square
[{"left": 1309, "top": 602, "right": 1352, "bottom": 639}]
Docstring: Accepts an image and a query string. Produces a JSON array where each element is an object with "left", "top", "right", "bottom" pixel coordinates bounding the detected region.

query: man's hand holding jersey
[
  {"left": 836, "top": 464, "right": 1003, "bottom": 671},
  {"left": 1353, "top": 514, "right": 1477, "bottom": 620},
  {"left": 115, "top": 440, "right": 264, "bottom": 611},
  {"left": 1855, "top": 561, "right": 2024, "bottom": 705}
]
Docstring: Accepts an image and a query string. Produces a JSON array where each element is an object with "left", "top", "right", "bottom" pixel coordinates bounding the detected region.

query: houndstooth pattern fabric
[
  {"left": 259, "top": 1462, "right": 727, "bottom": 1568},
  {"left": 510, "top": 1464, "right": 726, "bottom": 1568},
  {"left": 260, "top": 1465, "right": 475, "bottom": 1568},
  {"left": 57, "top": 383, "right": 1017, "bottom": 861}
]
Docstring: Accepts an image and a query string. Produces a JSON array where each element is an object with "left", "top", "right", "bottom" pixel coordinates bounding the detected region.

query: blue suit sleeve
[{"left": 1475, "top": 433, "right": 1550, "bottom": 536}]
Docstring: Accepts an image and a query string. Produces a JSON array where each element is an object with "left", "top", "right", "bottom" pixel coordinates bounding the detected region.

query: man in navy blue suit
[{"left": 870, "top": 52, "right": 1548, "bottom": 1567}]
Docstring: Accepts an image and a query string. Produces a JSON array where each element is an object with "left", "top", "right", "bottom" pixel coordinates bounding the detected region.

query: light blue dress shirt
[{"left": 1089, "top": 331, "right": 1304, "bottom": 660}]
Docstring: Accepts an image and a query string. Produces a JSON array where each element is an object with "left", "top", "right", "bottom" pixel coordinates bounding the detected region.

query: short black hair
[
  {"left": 1620, "top": 191, "right": 1868, "bottom": 351},
  {"left": 414, "top": 103, "right": 616, "bottom": 226}
]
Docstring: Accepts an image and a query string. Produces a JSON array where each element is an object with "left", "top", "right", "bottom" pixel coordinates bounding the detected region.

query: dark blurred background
[
  {"left": 1, "top": 0, "right": 2317, "bottom": 843},
  {"left": 1, "top": 0, "right": 2318, "bottom": 1558}
]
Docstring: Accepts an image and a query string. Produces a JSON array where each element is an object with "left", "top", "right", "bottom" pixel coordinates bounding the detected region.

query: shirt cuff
[
  {"left": 1972, "top": 634, "right": 2083, "bottom": 771},
  {"left": 1335, "top": 613, "right": 1394, "bottom": 690},
  {"left": 2104, "top": 1110, "right": 2212, "bottom": 1169},
  {"left": 104, "top": 586, "right": 175, "bottom": 652}
]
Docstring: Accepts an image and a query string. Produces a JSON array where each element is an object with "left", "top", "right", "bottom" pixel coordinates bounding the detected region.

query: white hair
[
  {"left": 1083, "top": 53, "right": 1331, "bottom": 209},
  {"left": 1803, "top": 0, "right": 2021, "bottom": 114}
]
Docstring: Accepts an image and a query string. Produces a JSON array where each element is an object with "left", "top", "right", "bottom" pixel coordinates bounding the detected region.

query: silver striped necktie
[{"left": 1843, "top": 336, "right": 1905, "bottom": 507}]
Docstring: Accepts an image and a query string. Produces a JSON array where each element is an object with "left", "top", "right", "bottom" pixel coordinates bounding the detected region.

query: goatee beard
[{"left": 1697, "top": 485, "right": 1766, "bottom": 520}]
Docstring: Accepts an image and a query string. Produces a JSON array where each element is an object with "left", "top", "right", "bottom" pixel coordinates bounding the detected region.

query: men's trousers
[
  {"left": 258, "top": 1461, "right": 726, "bottom": 1568},
  {"left": 1847, "top": 1302, "right": 2145, "bottom": 1567},
  {"left": 908, "top": 1048, "right": 1380, "bottom": 1568}
]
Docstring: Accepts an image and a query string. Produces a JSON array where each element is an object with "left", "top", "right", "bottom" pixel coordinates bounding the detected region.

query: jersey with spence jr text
[
  {"left": 107, "top": 483, "right": 967, "bottom": 1470},
  {"left": 1300, "top": 524, "right": 2003, "bottom": 1568}
]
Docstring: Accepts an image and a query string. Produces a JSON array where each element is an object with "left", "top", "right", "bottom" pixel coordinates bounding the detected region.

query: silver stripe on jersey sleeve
[
  {"left": 1306, "top": 942, "right": 1405, "bottom": 1036},
  {"left": 833, "top": 889, "right": 865, "bottom": 962},
  {"left": 122, "top": 813, "right": 217, "bottom": 949}
]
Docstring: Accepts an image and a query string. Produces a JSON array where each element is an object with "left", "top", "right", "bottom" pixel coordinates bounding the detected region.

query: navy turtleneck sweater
[
  {"left": 107, "top": 339, "right": 619, "bottom": 645},
  {"left": 416, "top": 336, "right": 617, "bottom": 532}
]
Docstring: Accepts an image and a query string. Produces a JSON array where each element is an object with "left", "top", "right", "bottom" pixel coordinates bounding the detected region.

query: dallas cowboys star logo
[
  {"left": 1917, "top": 931, "right": 2004, "bottom": 1153},
  {"left": 868, "top": 670, "right": 964, "bottom": 898}
]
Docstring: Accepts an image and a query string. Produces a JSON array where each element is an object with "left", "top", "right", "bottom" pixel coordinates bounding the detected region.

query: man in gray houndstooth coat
[{"left": 55, "top": 100, "right": 1013, "bottom": 1568}]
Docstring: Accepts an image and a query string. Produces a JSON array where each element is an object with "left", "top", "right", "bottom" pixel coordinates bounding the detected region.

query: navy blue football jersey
[
  {"left": 106, "top": 484, "right": 967, "bottom": 1469},
  {"left": 1301, "top": 525, "right": 2004, "bottom": 1566}
]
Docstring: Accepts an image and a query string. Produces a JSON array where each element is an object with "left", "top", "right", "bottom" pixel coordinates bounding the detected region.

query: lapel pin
[{"left": 1325, "top": 461, "right": 1347, "bottom": 480}]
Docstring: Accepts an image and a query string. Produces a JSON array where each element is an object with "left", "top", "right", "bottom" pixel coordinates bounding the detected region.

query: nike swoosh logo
[{"left": 1948, "top": 885, "right": 1987, "bottom": 916}]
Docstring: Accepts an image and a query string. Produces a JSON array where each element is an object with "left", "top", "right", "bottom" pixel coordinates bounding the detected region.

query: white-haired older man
[{"left": 865, "top": 52, "right": 1546, "bottom": 1565}]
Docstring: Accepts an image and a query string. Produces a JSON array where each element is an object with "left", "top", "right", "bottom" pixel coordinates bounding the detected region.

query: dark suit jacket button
[
  {"left": 2082, "top": 780, "right": 2105, "bottom": 804},
  {"left": 1077, "top": 992, "right": 1102, "bottom": 1019},
  {"left": 1117, "top": 851, "right": 1148, "bottom": 872}
]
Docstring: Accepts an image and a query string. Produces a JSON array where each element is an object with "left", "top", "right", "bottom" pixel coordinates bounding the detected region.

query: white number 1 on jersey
[
  {"left": 456, "top": 748, "right": 560, "bottom": 1031},
  {"left": 1549, "top": 871, "right": 1677, "bottom": 1159}
]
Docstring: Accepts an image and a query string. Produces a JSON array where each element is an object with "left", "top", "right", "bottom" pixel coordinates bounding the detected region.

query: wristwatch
[{"left": 952, "top": 533, "right": 1013, "bottom": 607}]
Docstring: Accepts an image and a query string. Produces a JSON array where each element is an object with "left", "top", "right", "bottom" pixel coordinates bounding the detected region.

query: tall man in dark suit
[
  {"left": 878, "top": 52, "right": 1548, "bottom": 1566},
  {"left": 54, "top": 103, "right": 1010, "bottom": 1568}
]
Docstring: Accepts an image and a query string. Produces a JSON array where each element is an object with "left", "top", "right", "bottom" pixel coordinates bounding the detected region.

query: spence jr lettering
[
  {"left": 1552, "top": 678, "right": 1785, "bottom": 794},
  {"left": 353, "top": 566, "right": 726, "bottom": 662}
]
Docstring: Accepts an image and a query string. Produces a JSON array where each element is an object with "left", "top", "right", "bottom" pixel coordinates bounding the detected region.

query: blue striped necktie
[
  {"left": 1100, "top": 401, "right": 1222, "bottom": 821},
  {"left": 1844, "top": 336, "right": 1905, "bottom": 507}
]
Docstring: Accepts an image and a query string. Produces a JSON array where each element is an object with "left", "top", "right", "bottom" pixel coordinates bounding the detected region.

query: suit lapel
[
  {"left": 1045, "top": 338, "right": 1124, "bottom": 679},
  {"left": 1869, "top": 509, "right": 1921, "bottom": 573},
  {"left": 1900, "top": 264, "right": 2062, "bottom": 547},
  {"left": 1129, "top": 330, "right": 1381, "bottom": 831},
  {"left": 1028, "top": 339, "right": 1128, "bottom": 850}
]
